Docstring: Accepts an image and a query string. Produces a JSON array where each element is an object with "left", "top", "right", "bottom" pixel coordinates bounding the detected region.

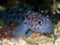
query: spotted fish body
[
  {"left": 24, "top": 12, "right": 53, "bottom": 33},
  {"left": 13, "top": 11, "right": 54, "bottom": 39}
]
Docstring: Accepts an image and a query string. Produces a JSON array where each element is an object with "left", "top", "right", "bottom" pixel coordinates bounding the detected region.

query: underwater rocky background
[
  {"left": 0, "top": 23, "right": 60, "bottom": 45},
  {"left": 0, "top": 0, "right": 60, "bottom": 45}
]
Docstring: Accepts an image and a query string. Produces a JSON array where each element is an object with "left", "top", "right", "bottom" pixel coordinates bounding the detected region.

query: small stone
[{"left": 55, "top": 38, "right": 60, "bottom": 45}]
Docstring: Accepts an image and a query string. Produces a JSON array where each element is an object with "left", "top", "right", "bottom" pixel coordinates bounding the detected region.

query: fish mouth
[{"left": 38, "top": 26, "right": 53, "bottom": 33}]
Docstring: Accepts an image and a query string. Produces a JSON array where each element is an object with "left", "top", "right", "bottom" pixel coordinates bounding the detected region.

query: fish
[{"left": 13, "top": 11, "right": 54, "bottom": 40}]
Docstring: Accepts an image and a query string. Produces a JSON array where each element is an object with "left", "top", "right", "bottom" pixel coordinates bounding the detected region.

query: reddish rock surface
[{"left": 0, "top": 27, "right": 13, "bottom": 40}]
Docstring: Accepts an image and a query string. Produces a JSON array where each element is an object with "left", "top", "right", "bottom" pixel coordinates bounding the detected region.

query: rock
[
  {"left": 54, "top": 21, "right": 60, "bottom": 39},
  {"left": 0, "top": 27, "right": 13, "bottom": 40},
  {"left": 26, "top": 32, "right": 53, "bottom": 44},
  {"left": 0, "top": 40, "right": 2, "bottom": 45},
  {"left": 55, "top": 38, "right": 60, "bottom": 45}
]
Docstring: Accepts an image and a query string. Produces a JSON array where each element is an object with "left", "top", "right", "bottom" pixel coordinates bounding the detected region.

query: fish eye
[{"left": 38, "top": 20, "right": 41, "bottom": 24}]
